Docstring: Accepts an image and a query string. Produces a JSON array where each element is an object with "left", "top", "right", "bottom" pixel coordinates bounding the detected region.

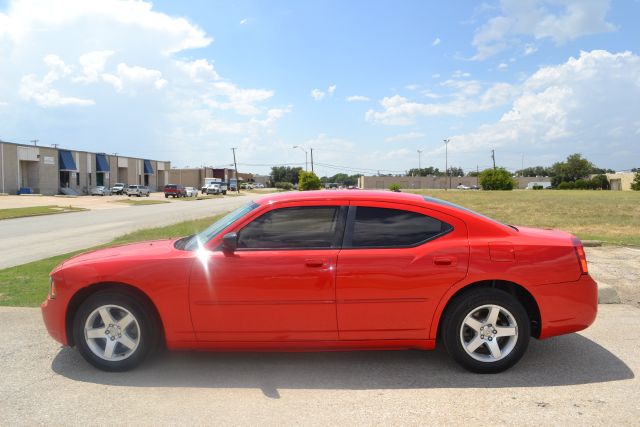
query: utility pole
[
  {"left": 521, "top": 153, "right": 524, "bottom": 176},
  {"left": 231, "top": 147, "right": 240, "bottom": 194},
  {"left": 491, "top": 149, "right": 496, "bottom": 170},
  {"left": 51, "top": 144, "right": 59, "bottom": 149},
  {"left": 443, "top": 138, "right": 450, "bottom": 190},
  {"left": 417, "top": 149, "right": 423, "bottom": 172},
  {"left": 476, "top": 165, "right": 479, "bottom": 186},
  {"left": 310, "top": 148, "right": 314, "bottom": 174},
  {"left": 31, "top": 139, "right": 39, "bottom": 146}
]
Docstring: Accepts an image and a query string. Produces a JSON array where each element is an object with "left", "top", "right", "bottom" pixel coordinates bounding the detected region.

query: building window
[{"left": 76, "top": 173, "right": 80, "bottom": 186}]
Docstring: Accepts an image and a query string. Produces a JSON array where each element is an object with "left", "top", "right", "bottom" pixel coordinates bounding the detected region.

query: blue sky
[{"left": 0, "top": 0, "right": 639, "bottom": 176}]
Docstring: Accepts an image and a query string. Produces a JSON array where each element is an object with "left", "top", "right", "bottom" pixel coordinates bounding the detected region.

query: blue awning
[
  {"left": 143, "top": 159, "right": 154, "bottom": 174},
  {"left": 96, "top": 154, "right": 110, "bottom": 172},
  {"left": 58, "top": 150, "right": 77, "bottom": 171}
]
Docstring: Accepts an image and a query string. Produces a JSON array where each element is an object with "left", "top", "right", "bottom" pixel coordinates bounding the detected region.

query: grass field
[
  {"left": 0, "top": 205, "right": 85, "bottom": 220},
  {"left": 0, "top": 214, "right": 223, "bottom": 307},
  {"left": 410, "top": 190, "right": 640, "bottom": 246}
]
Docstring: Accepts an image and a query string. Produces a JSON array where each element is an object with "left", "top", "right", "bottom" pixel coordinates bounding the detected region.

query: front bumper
[
  {"left": 533, "top": 274, "right": 598, "bottom": 339},
  {"left": 41, "top": 297, "right": 69, "bottom": 346}
]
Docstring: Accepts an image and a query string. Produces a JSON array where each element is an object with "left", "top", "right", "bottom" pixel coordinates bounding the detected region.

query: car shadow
[{"left": 51, "top": 333, "right": 633, "bottom": 398}]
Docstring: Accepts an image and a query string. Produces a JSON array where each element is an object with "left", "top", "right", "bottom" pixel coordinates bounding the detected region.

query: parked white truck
[{"left": 202, "top": 178, "right": 227, "bottom": 195}]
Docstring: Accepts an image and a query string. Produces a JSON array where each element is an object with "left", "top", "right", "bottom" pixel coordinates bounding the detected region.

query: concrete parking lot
[{"left": 0, "top": 304, "right": 638, "bottom": 425}]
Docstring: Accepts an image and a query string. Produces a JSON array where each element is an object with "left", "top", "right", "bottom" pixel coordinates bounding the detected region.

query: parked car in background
[
  {"left": 164, "top": 184, "right": 186, "bottom": 198},
  {"left": 110, "top": 183, "right": 126, "bottom": 195},
  {"left": 42, "top": 190, "right": 597, "bottom": 373},
  {"left": 185, "top": 187, "right": 198, "bottom": 197},
  {"left": 205, "top": 182, "right": 227, "bottom": 195},
  {"left": 456, "top": 184, "right": 470, "bottom": 190},
  {"left": 126, "top": 185, "right": 150, "bottom": 197},
  {"left": 89, "top": 186, "right": 111, "bottom": 196},
  {"left": 254, "top": 183, "right": 265, "bottom": 188},
  {"left": 470, "top": 185, "right": 480, "bottom": 190}
]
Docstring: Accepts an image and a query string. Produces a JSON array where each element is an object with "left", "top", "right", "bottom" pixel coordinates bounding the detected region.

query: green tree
[
  {"left": 389, "top": 183, "right": 401, "bottom": 192},
  {"left": 590, "top": 174, "right": 610, "bottom": 190},
  {"left": 515, "top": 166, "right": 553, "bottom": 177},
  {"left": 298, "top": 170, "right": 322, "bottom": 191},
  {"left": 631, "top": 171, "right": 640, "bottom": 191},
  {"left": 551, "top": 153, "right": 595, "bottom": 187},
  {"left": 479, "top": 168, "right": 516, "bottom": 190},
  {"left": 407, "top": 167, "right": 443, "bottom": 176},
  {"left": 271, "top": 166, "right": 303, "bottom": 184}
]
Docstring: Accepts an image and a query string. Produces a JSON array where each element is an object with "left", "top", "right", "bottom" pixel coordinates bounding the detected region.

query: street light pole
[
  {"left": 231, "top": 147, "right": 240, "bottom": 194},
  {"left": 292, "top": 145, "right": 308, "bottom": 171},
  {"left": 417, "top": 149, "right": 423, "bottom": 172},
  {"left": 443, "top": 138, "right": 450, "bottom": 190}
]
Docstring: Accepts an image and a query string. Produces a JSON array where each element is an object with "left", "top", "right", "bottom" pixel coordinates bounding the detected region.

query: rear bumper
[
  {"left": 532, "top": 274, "right": 598, "bottom": 339},
  {"left": 41, "top": 297, "right": 69, "bottom": 346}
]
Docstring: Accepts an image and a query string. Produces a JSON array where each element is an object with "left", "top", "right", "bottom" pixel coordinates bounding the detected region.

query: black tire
[
  {"left": 73, "top": 290, "right": 159, "bottom": 372},
  {"left": 440, "top": 288, "right": 530, "bottom": 373}
]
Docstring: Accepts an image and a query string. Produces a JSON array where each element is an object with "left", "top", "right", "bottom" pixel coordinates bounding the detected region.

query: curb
[{"left": 598, "top": 282, "right": 621, "bottom": 304}]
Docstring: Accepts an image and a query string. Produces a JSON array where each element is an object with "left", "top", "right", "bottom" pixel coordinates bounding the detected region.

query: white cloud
[
  {"left": 73, "top": 50, "right": 115, "bottom": 84},
  {"left": 18, "top": 54, "right": 95, "bottom": 107},
  {"left": 240, "top": 18, "right": 248, "bottom": 25},
  {"left": 365, "top": 80, "right": 517, "bottom": 125},
  {"left": 472, "top": 0, "right": 616, "bottom": 60},
  {"left": 432, "top": 37, "right": 441, "bottom": 46},
  {"left": 311, "top": 88, "right": 325, "bottom": 101},
  {"left": 452, "top": 70, "right": 471, "bottom": 78},
  {"left": 446, "top": 51, "right": 640, "bottom": 164},
  {"left": 346, "top": 95, "right": 370, "bottom": 102},
  {"left": 523, "top": 43, "right": 537, "bottom": 56},
  {"left": 385, "top": 132, "right": 426, "bottom": 143},
  {"left": 176, "top": 59, "right": 220, "bottom": 83},
  {"left": 498, "top": 62, "right": 508, "bottom": 70},
  {"left": 328, "top": 84, "right": 336, "bottom": 94},
  {"left": 432, "top": 73, "right": 440, "bottom": 79}
]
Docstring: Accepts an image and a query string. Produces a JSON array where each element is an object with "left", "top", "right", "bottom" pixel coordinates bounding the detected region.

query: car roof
[{"left": 255, "top": 190, "right": 425, "bottom": 205}]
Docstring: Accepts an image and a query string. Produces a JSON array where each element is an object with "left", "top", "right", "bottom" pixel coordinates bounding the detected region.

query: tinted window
[
  {"left": 349, "top": 207, "right": 452, "bottom": 248},
  {"left": 165, "top": 185, "right": 176, "bottom": 189},
  {"left": 238, "top": 206, "right": 344, "bottom": 249}
]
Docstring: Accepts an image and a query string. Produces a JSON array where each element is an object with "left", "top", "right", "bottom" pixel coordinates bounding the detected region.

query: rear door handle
[
  {"left": 305, "top": 259, "right": 325, "bottom": 268},
  {"left": 434, "top": 256, "right": 456, "bottom": 266}
]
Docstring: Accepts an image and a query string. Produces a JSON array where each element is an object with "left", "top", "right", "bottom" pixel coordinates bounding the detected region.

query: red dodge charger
[{"left": 41, "top": 190, "right": 597, "bottom": 373}]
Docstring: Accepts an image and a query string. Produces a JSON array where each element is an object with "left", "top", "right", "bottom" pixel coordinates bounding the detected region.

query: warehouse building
[
  {"left": 0, "top": 140, "right": 170, "bottom": 195},
  {"left": 167, "top": 167, "right": 253, "bottom": 188}
]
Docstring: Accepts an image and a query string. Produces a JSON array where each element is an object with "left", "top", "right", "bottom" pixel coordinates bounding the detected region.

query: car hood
[{"left": 57, "top": 239, "right": 179, "bottom": 269}]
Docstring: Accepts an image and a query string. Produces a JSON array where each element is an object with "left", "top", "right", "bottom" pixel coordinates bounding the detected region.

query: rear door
[{"left": 336, "top": 202, "right": 469, "bottom": 340}]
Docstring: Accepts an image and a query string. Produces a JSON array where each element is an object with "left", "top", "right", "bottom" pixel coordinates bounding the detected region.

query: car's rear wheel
[
  {"left": 441, "top": 288, "right": 530, "bottom": 373},
  {"left": 73, "top": 291, "right": 158, "bottom": 371}
]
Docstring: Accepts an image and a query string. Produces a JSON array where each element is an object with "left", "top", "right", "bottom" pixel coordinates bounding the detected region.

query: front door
[
  {"left": 336, "top": 203, "right": 469, "bottom": 340},
  {"left": 190, "top": 203, "right": 347, "bottom": 341}
]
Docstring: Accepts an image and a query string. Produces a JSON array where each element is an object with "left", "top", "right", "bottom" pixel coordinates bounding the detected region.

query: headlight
[{"left": 48, "top": 277, "right": 56, "bottom": 299}]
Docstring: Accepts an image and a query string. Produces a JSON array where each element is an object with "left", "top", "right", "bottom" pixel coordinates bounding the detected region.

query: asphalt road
[
  {"left": 0, "top": 304, "right": 637, "bottom": 425},
  {"left": 0, "top": 194, "right": 261, "bottom": 269}
]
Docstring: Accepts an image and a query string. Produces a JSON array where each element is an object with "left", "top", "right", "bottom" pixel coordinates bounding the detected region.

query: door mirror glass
[{"left": 222, "top": 232, "right": 238, "bottom": 252}]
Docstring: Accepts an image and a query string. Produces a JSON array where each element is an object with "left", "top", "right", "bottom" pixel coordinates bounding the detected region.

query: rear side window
[
  {"left": 347, "top": 207, "right": 452, "bottom": 248},
  {"left": 165, "top": 185, "right": 176, "bottom": 189},
  {"left": 238, "top": 206, "right": 345, "bottom": 250}
]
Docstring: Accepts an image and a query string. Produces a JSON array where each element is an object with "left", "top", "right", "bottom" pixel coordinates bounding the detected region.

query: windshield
[
  {"left": 184, "top": 202, "right": 259, "bottom": 250},
  {"left": 423, "top": 196, "right": 517, "bottom": 231}
]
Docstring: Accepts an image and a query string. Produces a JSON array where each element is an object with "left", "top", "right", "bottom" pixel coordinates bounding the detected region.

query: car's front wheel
[
  {"left": 441, "top": 288, "right": 530, "bottom": 373},
  {"left": 73, "top": 291, "right": 158, "bottom": 371}
]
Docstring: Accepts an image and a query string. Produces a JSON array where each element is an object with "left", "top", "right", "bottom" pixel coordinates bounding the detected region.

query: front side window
[
  {"left": 237, "top": 206, "right": 345, "bottom": 250},
  {"left": 348, "top": 206, "right": 452, "bottom": 248}
]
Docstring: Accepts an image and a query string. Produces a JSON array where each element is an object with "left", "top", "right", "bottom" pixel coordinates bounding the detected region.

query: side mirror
[{"left": 221, "top": 232, "right": 238, "bottom": 253}]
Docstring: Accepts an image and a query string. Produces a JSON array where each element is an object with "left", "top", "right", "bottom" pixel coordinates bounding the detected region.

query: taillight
[{"left": 572, "top": 238, "right": 588, "bottom": 274}]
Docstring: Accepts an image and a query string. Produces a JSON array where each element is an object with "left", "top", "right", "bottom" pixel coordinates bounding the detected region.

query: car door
[
  {"left": 189, "top": 202, "right": 348, "bottom": 341},
  {"left": 336, "top": 202, "right": 469, "bottom": 340}
]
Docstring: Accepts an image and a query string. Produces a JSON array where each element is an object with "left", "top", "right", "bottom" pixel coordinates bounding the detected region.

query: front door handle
[
  {"left": 305, "top": 259, "right": 325, "bottom": 268},
  {"left": 434, "top": 256, "right": 456, "bottom": 266}
]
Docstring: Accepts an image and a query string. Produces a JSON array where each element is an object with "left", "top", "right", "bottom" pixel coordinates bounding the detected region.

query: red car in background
[
  {"left": 41, "top": 191, "right": 597, "bottom": 372},
  {"left": 163, "top": 184, "right": 187, "bottom": 198}
]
